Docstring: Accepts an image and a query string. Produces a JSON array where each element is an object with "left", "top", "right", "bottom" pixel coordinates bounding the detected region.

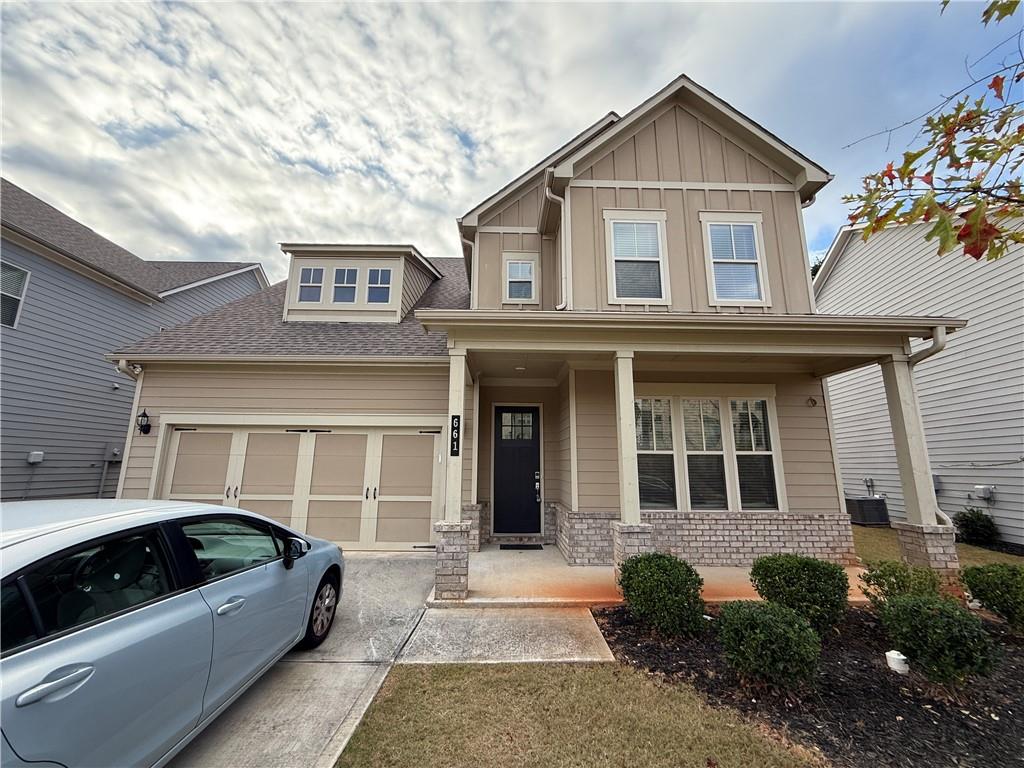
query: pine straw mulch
[{"left": 593, "top": 605, "right": 1023, "bottom": 768}]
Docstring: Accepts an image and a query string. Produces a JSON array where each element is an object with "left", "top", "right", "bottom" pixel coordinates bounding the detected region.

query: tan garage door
[{"left": 162, "top": 426, "right": 441, "bottom": 549}]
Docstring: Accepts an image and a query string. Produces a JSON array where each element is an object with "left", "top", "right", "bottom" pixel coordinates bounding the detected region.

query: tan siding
[
  {"left": 574, "top": 370, "right": 619, "bottom": 513},
  {"left": 400, "top": 261, "right": 435, "bottom": 318},
  {"left": 558, "top": 375, "right": 572, "bottom": 507},
  {"left": 480, "top": 184, "right": 542, "bottom": 229}
]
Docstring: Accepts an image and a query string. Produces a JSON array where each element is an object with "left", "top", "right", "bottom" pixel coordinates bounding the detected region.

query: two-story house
[
  {"left": 1, "top": 178, "right": 267, "bottom": 501},
  {"left": 111, "top": 76, "right": 965, "bottom": 595}
]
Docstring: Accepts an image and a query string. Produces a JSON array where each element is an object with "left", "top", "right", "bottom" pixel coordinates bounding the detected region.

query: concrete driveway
[{"left": 169, "top": 553, "right": 435, "bottom": 768}]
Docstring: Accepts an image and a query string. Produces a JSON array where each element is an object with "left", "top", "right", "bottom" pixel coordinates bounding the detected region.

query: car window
[
  {"left": 181, "top": 518, "right": 279, "bottom": 580},
  {"left": 19, "top": 530, "right": 171, "bottom": 640},
  {"left": 1, "top": 583, "right": 38, "bottom": 653}
]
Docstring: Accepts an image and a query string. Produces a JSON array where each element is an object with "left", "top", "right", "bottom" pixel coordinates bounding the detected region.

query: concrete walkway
[{"left": 169, "top": 553, "right": 435, "bottom": 768}]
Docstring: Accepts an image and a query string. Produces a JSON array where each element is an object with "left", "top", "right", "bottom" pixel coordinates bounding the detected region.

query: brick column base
[
  {"left": 434, "top": 521, "right": 471, "bottom": 600},
  {"left": 462, "top": 504, "right": 482, "bottom": 552},
  {"left": 893, "top": 521, "right": 962, "bottom": 597},
  {"left": 611, "top": 521, "right": 654, "bottom": 583}
]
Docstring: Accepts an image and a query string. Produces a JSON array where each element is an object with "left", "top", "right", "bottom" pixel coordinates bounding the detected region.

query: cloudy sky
[{"left": 1, "top": 2, "right": 1013, "bottom": 281}]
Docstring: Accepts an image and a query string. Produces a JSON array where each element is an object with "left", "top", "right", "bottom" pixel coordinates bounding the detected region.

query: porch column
[
  {"left": 880, "top": 356, "right": 961, "bottom": 592},
  {"left": 444, "top": 349, "right": 467, "bottom": 521},
  {"left": 611, "top": 350, "right": 653, "bottom": 580}
]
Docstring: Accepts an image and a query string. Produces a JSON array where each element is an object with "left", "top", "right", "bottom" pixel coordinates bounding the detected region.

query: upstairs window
[
  {"left": 297, "top": 267, "right": 323, "bottom": 303},
  {"left": 367, "top": 268, "right": 391, "bottom": 303},
  {"left": 603, "top": 210, "right": 669, "bottom": 304},
  {"left": 333, "top": 268, "right": 358, "bottom": 303},
  {"left": 506, "top": 261, "right": 535, "bottom": 302},
  {"left": 1, "top": 262, "right": 29, "bottom": 328},
  {"left": 700, "top": 212, "right": 770, "bottom": 306}
]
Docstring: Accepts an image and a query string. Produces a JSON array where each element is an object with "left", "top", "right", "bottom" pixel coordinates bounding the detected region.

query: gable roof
[
  {"left": 111, "top": 256, "right": 469, "bottom": 361},
  {"left": 812, "top": 224, "right": 865, "bottom": 296},
  {"left": 1, "top": 178, "right": 265, "bottom": 298},
  {"left": 279, "top": 243, "right": 443, "bottom": 280}
]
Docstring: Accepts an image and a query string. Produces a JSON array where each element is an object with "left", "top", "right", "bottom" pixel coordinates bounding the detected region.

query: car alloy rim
[{"left": 313, "top": 583, "right": 336, "bottom": 636}]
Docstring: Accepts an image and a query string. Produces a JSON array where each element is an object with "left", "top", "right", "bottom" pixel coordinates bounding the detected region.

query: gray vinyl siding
[
  {"left": 816, "top": 223, "right": 1024, "bottom": 545},
  {"left": 0, "top": 239, "right": 262, "bottom": 501}
]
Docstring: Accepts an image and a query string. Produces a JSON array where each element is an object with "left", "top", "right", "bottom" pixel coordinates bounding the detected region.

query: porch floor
[{"left": 427, "top": 544, "right": 868, "bottom": 608}]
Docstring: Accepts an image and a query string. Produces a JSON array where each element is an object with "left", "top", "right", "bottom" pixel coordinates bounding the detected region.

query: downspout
[
  {"left": 907, "top": 326, "right": 953, "bottom": 527},
  {"left": 544, "top": 167, "right": 568, "bottom": 311}
]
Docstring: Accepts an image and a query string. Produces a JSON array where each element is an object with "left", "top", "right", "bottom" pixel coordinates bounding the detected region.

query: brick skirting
[
  {"left": 433, "top": 520, "right": 471, "bottom": 600},
  {"left": 893, "top": 521, "right": 962, "bottom": 596}
]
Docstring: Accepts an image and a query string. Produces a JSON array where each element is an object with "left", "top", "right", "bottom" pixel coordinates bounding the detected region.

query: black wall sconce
[{"left": 136, "top": 409, "right": 152, "bottom": 435}]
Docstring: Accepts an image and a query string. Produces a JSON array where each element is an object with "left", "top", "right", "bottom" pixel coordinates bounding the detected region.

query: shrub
[
  {"left": 749, "top": 554, "right": 849, "bottom": 633},
  {"left": 860, "top": 560, "right": 941, "bottom": 611},
  {"left": 953, "top": 507, "right": 999, "bottom": 546},
  {"left": 618, "top": 553, "right": 705, "bottom": 636},
  {"left": 718, "top": 601, "right": 821, "bottom": 688},
  {"left": 880, "top": 595, "right": 996, "bottom": 684},
  {"left": 962, "top": 563, "right": 1024, "bottom": 632}
]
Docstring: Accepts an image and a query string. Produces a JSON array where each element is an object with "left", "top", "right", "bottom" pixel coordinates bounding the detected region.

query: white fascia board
[{"left": 158, "top": 264, "right": 268, "bottom": 297}]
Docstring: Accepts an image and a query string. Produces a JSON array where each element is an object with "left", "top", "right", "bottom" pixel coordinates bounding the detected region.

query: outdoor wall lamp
[{"left": 136, "top": 409, "right": 152, "bottom": 435}]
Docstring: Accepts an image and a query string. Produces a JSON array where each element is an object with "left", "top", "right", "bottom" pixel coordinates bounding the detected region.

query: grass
[
  {"left": 852, "top": 525, "right": 1024, "bottom": 568},
  {"left": 337, "top": 663, "right": 824, "bottom": 768}
]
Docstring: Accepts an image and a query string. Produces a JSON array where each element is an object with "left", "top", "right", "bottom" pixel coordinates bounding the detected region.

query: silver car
[{"left": 0, "top": 500, "right": 344, "bottom": 768}]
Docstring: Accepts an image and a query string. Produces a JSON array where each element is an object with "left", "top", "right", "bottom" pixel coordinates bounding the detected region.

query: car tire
[{"left": 297, "top": 572, "right": 339, "bottom": 650}]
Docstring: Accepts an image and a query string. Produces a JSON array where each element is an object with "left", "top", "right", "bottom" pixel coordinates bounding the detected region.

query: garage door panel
[
  {"left": 240, "top": 434, "right": 300, "bottom": 495},
  {"left": 306, "top": 500, "right": 362, "bottom": 541},
  {"left": 311, "top": 434, "right": 368, "bottom": 496},
  {"left": 375, "top": 500, "right": 431, "bottom": 542},
  {"left": 378, "top": 434, "right": 434, "bottom": 496},
  {"left": 242, "top": 499, "right": 293, "bottom": 526},
  {"left": 170, "top": 432, "right": 232, "bottom": 495}
]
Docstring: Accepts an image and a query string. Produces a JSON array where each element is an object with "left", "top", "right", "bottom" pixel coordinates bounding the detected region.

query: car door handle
[
  {"left": 16, "top": 665, "right": 95, "bottom": 707},
  {"left": 216, "top": 596, "right": 246, "bottom": 615}
]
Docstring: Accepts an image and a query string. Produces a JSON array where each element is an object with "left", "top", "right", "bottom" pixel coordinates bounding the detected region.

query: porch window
[
  {"left": 634, "top": 398, "right": 676, "bottom": 509},
  {"left": 681, "top": 399, "right": 728, "bottom": 510},
  {"left": 1, "top": 262, "right": 29, "bottom": 328},
  {"left": 730, "top": 399, "right": 779, "bottom": 509},
  {"left": 603, "top": 209, "right": 669, "bottom": 304},
  {"left": 297, "top": 267, "right": 323, "bottom": 303},
  {"left": 367, "top": 268, "right": 391, "bottom": 303},
  {"left": 333, "top": 268, "right": 358, "bottom": 303},
  {"left": 700, "top": 212, "right": 770, "bottom": 306}
]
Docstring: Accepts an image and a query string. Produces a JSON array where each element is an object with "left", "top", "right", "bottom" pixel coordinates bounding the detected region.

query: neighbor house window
[
  {"left": 367, "top": 268, "right": 391, "bottom": 303},
  {"left": 700, "top": 212, "right": 769, "bottom": 305},
  {"left": 635, "top": 398, "right": 676, "bottom": 509},
  {"left": 333, "top": 268, "right": 358, "bottom": 303},
  {"left": 1, "top": 262, "right": 29, "bottom": 328},
  {"left": 297, "top": 267, "right": 323, "bottom": 303},
  {"left": 730, "top": 399, "right": 779, "bottom": 509},
  {"left": 603, "top": 210, "right": 669, "bottom": 303},
  {"left": 681, "top": 399, "right": 728, "bottom": 510},
  {"left": 506, "top": 261, "right": 535, "bottom": 302}
]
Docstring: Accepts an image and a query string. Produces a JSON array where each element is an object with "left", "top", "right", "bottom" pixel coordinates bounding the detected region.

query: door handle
[
  {"left": 373, "top": 487, "right": 377, "bottom": 500},
  {"left": 233, "top": 485, "right": 239, "bottom": 499},
  {"left": 225, "top": 486, "right": 231, "bottom": 499},
  {"left": 216, "top": 596, "right": 246, "bottom": 615},
  {"left": 365, "top": 487, "right": 369, "bottom": 500},
  {"left": 16, "top": 665, "right": 94, "bottom": 707}
]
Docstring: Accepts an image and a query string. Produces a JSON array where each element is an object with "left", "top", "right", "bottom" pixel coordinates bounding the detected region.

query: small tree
[{"left": 844, "top": 0, "right": 1024, "bottom": 262}]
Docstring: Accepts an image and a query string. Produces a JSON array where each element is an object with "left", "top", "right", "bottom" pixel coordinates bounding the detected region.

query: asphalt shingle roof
[
  {"left": 114, "top": 256, "right": 469, "bottom": 358},
  {"left": 1, "top": 178, "right": 257, "bottom": 295}
]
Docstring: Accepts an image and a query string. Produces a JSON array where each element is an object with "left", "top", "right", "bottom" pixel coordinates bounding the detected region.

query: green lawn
[
  {"left": 337, "top": 663, "right": 824, "bottom": 768},
  {"left": 852, "top": 525, "right": 1024, "bottom": 567}
]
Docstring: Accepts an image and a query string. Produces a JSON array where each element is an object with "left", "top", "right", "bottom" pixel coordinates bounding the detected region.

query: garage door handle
[
  {"left": 225, "top": 486, "right": 230, "bottom": 499},
  {"left": 17, "top": 665, "right": 94, "bottom": 707},
  {"left": 365, "top": 487, "right": 369, "bottom": 499},
  {"left": 373, "top": 487, "right": 377, "bottom": 500},
  {"left": 233, "top": 486, "right": 239, "bottom": 499},
  {"left": 216, "top": 597, "right": 246, "bottom": 615}
]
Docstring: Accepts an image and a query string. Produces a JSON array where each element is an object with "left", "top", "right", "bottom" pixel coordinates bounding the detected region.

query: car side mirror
[{"left": 283, "top": 537, "right": 308, "bottom": 569}]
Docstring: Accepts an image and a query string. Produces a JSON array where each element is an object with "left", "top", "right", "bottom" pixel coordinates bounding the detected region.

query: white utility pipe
[
  {"left": 544, "top": 168, "right": 568, "bottom": 311},
  {"left": 909, "top": 325, "right": 947, "bottom": 366}
]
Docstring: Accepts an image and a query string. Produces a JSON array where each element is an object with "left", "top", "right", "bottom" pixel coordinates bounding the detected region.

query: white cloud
[{"left": 1, "top": 1, "right": 1008, "bottom": 281}]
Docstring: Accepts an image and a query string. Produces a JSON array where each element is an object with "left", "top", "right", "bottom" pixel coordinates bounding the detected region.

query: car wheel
[{"left": 297, "top": 573, "right": 338, "bottom": 649}]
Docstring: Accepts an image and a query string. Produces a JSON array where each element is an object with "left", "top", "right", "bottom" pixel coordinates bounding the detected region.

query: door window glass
[
  {"left": 182, "top": 518, "right": 280, "bottom": 580},
  {"left": 1, "top": 583, "right": 38, "bottom": 652}
]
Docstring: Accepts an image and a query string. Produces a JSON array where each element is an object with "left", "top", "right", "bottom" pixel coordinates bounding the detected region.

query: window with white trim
[
  {"left": 297, "top": 267, "right": 323, "bottom": 303},
  {"left": 1, "top": 262, "right": 29, "bottom": 328},
  {"left": 367, "top": 268, "right": 391, "bottom": 303},
  {"left": 680, "top": 399, "right": 729, "bottom": 510},
  {"left": 506, "top": 261, "right": 535, "bottom": 302},
  {"left": 333, "top": 268, "right": 358, "bottom": 303},
  {"left": 730, "top": 399, "right": 779, "bottom": 509},
  {"left": 604, "top": 210, "right": 668, "bottom": 303},
  {"left": 700, "top": 212, "right": 769, "bottom": 305},
  {"left": 634, "top": 398, "right": 675, "bottom": 509}
]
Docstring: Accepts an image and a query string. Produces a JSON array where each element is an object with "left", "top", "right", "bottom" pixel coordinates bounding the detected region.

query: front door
[{"left": 493, "top": 406, "right": 541, "bottom": 534}]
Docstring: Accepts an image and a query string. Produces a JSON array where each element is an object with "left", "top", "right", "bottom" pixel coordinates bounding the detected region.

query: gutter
[
  {"left": 908, "top": 325, "right": 947, "bottom": 366},
  {"left": 115, "top": 359, "right": 142, "bottom": 380},
  {"left": 543, "top": 167, "right": 568, "bottom": 311}
]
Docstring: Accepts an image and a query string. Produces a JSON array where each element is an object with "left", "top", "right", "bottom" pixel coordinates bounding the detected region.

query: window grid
[
  {"left": 367, "top": 268, "right": 391, "bottom": 304},
  {"left": 634, "top": 398, "right": 676, "bottom": 510},
  {"left": 706, "top": 221, "right": 766, "bottom": 304},
  {"left": 680, "top": 399, "right": 729, "bottom": 511},
  {"left": 609, "top": 219, "right": 666, "bottom": 302},
  {"left": 1, "top": 262, "right": 29, "bottom": 328},
  {"left": 333, "top": 268, "right": 358, "bottom": 303},
  {"left": 506, "top": 260, "right": 535, "bottom": 302},
  {"left": 729, "top": 399, "right": 779, "bottom": 510},
  {"left": 297, "top": 267, "right": 323, "bottom": 303}
]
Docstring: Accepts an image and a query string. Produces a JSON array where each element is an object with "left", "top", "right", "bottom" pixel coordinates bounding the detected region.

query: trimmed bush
[
  {"left": 881, "top": 595, "right": 995, "bottom": 684},
  {"left": 718, "top": 601, "right": 820, "bottom": 689},
  {"left": 618, "top": 553, "right": 705, "bottom": 636},
  {"left": 953, "top": 507, "right": 999, "bottom": 546},
  {"left": 962, "top": 563, "right": 1024, "bottom": 632},
  {"left": 749, "top": 554, "right": 848, "bottom": 633},
  {"left": 860, "top": 560, "right": 941, "bottom": 611}
]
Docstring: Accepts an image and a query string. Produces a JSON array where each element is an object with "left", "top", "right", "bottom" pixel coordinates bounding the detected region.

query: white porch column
[
  {"left": 444, "top": 349, "right": 467, "bottom": 522},
  {"left": 880, "top": 356, "right": 938, "bottom": 526},
  {"left": 613, "top": 350, "right": 641, "bottom": 524}
]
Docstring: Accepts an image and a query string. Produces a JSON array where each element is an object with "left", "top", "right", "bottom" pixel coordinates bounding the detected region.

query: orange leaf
[
  {"left": 882, "top": 162, "right": 897, "bottom": 183},
  {"left": 957, "top": 214, "right": 1000, "bottom": 260},
  {"left": 988, "top": 75, "right": 1005, "bottom": 101}
]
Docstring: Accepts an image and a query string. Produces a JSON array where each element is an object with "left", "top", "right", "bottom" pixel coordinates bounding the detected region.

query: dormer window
[
  {"left": 298, "top": 267, "right": 323, "bottom": 302},
  {"left": 368, "top": 268, "right": 391, "bottom": 303},
  {"left": 333, "top": 268, "right": 358, "bottom": 303}
]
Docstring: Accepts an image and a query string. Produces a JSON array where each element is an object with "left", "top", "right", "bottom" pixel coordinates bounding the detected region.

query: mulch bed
[{"left": 594, "top": 605, "right": 1023, "bottom": 768}]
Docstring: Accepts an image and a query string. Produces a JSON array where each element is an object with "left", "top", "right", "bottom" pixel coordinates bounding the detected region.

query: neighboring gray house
[
  {"left": 1, "top": 178, "right": 268, "bottom": 500},
  {"left": 814, "top": 222, "right": 1023, "bottom": 546}
]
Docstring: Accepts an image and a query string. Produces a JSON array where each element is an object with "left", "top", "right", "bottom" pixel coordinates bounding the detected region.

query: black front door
[{"left": 493, "top": 405, "right": 541, "bottom": 534}]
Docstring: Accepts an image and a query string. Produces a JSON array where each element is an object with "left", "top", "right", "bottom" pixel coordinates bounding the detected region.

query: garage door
[{"left": 162, "top": 426, "right": 443, "bottom": 550}]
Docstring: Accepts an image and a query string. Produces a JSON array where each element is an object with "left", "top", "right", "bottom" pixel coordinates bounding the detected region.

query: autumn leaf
[
  {"left": 882, "top": 162, "right": 897, "bottom": 183},
  {"left": 957, "top": 209, "right": 1001, "bottom": 259},
  {"left": 988, "top": 74, "right": 1005, "bottom": 101},
  {"left": 919, "top": 172, "right": 934, "bottom": 186}
]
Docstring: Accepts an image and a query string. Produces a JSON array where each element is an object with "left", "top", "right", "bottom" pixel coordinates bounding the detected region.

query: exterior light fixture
[{"left": 136, "top": 410, "right": 152, "bottom": 435}]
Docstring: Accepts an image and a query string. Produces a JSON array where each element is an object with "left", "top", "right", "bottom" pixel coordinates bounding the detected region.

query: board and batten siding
[
  {"left": 0, "top": 239, "right": 263, "bottom": 501},
  {"left": 118, "top": 364, "right": 450, "bottom": 500},
  {"left": 816, "top": 223, "right": 1023, "bottom": 545}
]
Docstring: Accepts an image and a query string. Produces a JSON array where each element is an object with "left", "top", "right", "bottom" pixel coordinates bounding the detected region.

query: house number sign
[{"left": 450, "top": 414, "right": 461, "bottom": 456}]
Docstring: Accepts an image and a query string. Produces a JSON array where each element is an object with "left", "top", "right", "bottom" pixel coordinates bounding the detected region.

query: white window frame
[
  {"left": 678, "top": 397, "right": 733, "bottom": 512},
  {"left": 699, "top": 211, "right": 771, "bottom": 308},
  {"left": 603, "top": 209, "right": 671, "bottom": 306},
  {"left": 332, "top": 267, "right": 359, "bottom": 304},
  {"left": 502, "top": 251, "right": 539, "bottom": 305},
  {"left": 729, "top": 398, "right": 783, "bottom": 512},
  {"left": 634, "top": 397, "right": 677, "bottom": 511},
  {"left": 1, "top": 261, "right": 30, "bottom": 329},
  {"left": 367, "top": 268, "right": 392, "bottom": 304},
  {"left": 297, "top": 267, "right": 324, "bottom": 304}
]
